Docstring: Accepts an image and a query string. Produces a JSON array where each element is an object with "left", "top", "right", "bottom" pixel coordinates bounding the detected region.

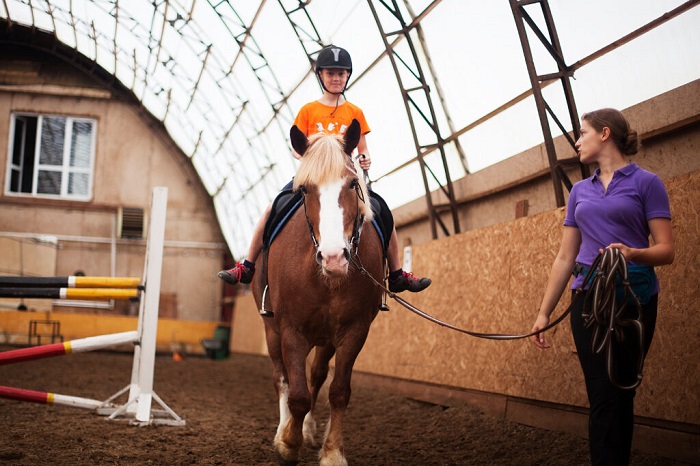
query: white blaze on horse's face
[{"left": 317, "top": 178, "right": 350, "bottom": 276}]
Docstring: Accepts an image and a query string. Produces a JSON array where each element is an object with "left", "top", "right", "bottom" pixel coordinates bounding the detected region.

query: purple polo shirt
[{"left": 564, "top": 163, "right": 671, "bottom": 291}]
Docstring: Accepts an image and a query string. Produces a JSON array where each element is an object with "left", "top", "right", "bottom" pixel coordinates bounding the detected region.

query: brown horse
[{"left": 252, "top": 119, "right": 384, "bottom": 465}]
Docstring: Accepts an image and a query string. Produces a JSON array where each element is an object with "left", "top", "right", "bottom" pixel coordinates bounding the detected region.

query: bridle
[{"left": 298, "top": 157, "right": 367, "bottom": 263}]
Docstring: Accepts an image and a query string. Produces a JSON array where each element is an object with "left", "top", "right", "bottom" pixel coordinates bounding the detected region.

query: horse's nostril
[{"left": 316, "top": 251, "right": 323, "bottom": 265}]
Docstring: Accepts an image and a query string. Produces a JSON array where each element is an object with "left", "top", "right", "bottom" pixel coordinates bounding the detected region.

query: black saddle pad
[
  {"left": 262, "top": 190, "right": 303, "bottom": 249},
  {"left": 369, "top": 191, "right": 393, "bottom": 252},
  {"left": 262, "top": 189, "right": 393, "bottom": 253}
]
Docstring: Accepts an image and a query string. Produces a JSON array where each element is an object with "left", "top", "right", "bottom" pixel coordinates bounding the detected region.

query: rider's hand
[
  {"left": 531, "top": 314, "right": 551, "bottom": 349},
  {"left": 358, "top": 153, "right": 371, "bottom": 171}
]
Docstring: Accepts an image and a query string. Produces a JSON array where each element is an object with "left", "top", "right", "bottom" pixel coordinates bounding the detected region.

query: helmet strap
[{"left": 329, "top": 93, "right": 343, "bottom": 116}]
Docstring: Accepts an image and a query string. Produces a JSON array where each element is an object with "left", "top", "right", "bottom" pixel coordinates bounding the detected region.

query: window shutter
[{"left": 118, "top": 207, "right": 145, "bottom": 239}]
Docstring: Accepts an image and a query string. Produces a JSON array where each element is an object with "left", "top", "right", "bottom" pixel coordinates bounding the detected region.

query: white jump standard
[{"left": 0, "top": 187, "right": 184, "bottom": 426}]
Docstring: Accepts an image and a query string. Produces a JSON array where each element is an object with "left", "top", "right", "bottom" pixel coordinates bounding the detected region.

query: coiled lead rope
[{"left": 583, "top": 248, "right": 645, "bottom": 390}]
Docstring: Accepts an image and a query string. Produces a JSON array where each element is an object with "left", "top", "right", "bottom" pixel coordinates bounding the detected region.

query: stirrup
[
  {"left": 379, "top": 292, "right": 390, "bottom": 312},
  {"left": 259, "top": 285, "right": 274, "bottom": 317}
]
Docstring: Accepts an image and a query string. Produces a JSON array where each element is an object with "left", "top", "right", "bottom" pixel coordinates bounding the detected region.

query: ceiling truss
[{"left": 1, "top": 0, "right": 698, "bottom": 252}]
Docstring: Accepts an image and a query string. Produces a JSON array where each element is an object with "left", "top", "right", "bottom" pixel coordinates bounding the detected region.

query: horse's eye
[{"left": 349, "top": 179, "right": 359, "bottom": 190}]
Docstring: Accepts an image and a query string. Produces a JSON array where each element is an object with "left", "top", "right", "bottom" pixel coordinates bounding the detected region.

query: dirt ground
[{"left": 0, "top": 346, "right": 687, "bottom": 466}]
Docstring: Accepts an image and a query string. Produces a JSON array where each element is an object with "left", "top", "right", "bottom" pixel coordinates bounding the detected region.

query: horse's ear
[
  {"left": 343, "top": 119, "right": 361, "bottom": 155},
  {"left": 290, "top": 125, "right": 308, "bottom": 156}
]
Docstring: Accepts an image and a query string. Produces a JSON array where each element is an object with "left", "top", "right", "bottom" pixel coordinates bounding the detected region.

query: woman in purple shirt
[{"left": 531, "top": 108, "right": 674, "bottom": 465}]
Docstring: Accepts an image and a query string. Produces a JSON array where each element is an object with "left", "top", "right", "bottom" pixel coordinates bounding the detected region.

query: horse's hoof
[
  {"left": 319, "top": 449, "right": 348, "bottom": 466},
  {"left": 302, "top": 417, "right": 317, "bottom": 446},
  {"left": 274, "top": 438, "right": 299, "bottom": 466},
  {"left": 274, "top": 450, "right": 299, "bottom": 466}
]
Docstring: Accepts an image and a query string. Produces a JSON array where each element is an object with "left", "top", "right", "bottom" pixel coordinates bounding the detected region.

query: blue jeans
[{"left": 570, "top": 291, "right": 658, "bottom": 466}]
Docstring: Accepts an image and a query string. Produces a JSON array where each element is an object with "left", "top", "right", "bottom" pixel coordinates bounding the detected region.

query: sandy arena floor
[{"left": 0, "top": 347, "right": 688, "bottom": 465}]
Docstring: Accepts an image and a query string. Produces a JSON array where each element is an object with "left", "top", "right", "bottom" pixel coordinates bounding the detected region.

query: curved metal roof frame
[{"left": 1, "top": 0, "right": 699, "bottom": 257}]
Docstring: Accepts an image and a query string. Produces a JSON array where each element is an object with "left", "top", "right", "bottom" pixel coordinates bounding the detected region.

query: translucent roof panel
[{"left": 2, "top": 0, "right": 699, "bottom": 257}]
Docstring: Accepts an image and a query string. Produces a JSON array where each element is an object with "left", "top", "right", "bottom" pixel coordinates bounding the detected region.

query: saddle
[
  {"left": 258, "top": 189, "right": 392, "bottom": 317},
  {"left": 262, "top": 189, "right": 393, "bottom": 253}
]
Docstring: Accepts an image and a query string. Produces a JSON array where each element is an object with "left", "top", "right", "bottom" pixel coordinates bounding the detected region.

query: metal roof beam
[{"left": 367, "top": 0, "right": 460, "bottom": 239}]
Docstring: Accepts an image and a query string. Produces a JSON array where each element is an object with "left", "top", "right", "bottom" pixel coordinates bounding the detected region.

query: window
[{"left": 6, "top": 113, "right": 96, "bottom": 200}]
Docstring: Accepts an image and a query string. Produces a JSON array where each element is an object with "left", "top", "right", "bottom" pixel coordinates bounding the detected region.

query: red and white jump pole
[
  {"left": 0, "top": 386, "right": 105, "bottom": 410},
  {"left": 0, "top": 331, "right": 138, "bottom": 365},
  {"left": 0, "top": 331, "right": 138, "bottom": 411},
  {"left": 0, "top": 187, "right": 184, "bottom": 426}
]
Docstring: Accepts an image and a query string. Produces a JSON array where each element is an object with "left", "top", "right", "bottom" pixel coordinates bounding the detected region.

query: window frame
[{"left": 5, "top": 112, "right": 97, "bottom": 201}]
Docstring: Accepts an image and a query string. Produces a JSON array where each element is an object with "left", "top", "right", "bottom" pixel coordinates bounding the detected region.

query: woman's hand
[
  {"left": 605, "top": 218, "right": 675, "bottom": 267},
  {"left": 602, "top": 243, "right": 634, "bottom": 260},
  {"left": 531, "top": 314, "right": 551, "bottom": 349},
  {"left": 532, "top": 226, "right": 581, "bottom": 350},
  {"left": 647, "top": 218, "right": 675, "bottom": 265}
]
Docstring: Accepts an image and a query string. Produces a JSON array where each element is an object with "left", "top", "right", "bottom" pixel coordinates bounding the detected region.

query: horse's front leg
[
  {"left": 274, "top": 332, "right": 312, "bottom": 465},
  {"left": 304, "top": 344, "right": 335, "bottom": 446},
  {"left": 264, "top": 326, "right": 293, "bottom": 451},
  {"left": 320, "top": 334, "right": 366, "bottom": 466}
]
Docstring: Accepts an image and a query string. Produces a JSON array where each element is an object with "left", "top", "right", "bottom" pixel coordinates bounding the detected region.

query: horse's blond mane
[{"left": 293, "top": 132, "right": 373, "bottom": 219}]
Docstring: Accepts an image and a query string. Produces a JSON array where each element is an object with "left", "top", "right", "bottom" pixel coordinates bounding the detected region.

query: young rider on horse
[{"left": 219, "top": 45, "right": 431, "bottom": 294}]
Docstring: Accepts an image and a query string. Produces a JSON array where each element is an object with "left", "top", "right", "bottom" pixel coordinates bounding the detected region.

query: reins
[
  {"left": 349, "top": 248, "right": 647, "bottom": 390},
  {"left": 298, "top": 186, "right": 320, "bottom": 249},
  {"left": 349, "top": 251, "right": 586, "bottom": 340}
]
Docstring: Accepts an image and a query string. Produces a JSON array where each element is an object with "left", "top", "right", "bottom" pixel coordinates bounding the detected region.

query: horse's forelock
[
  {"left": 293, "top": 133, "right": 349, "bottom": 190},
  {"left": 293, "top": 132, "right": 374, "bottom": 221}
]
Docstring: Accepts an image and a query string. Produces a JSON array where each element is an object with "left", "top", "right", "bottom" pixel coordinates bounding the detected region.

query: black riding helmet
[{"left": 315, "top": 45, "right": 352, "bottom": 94}]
